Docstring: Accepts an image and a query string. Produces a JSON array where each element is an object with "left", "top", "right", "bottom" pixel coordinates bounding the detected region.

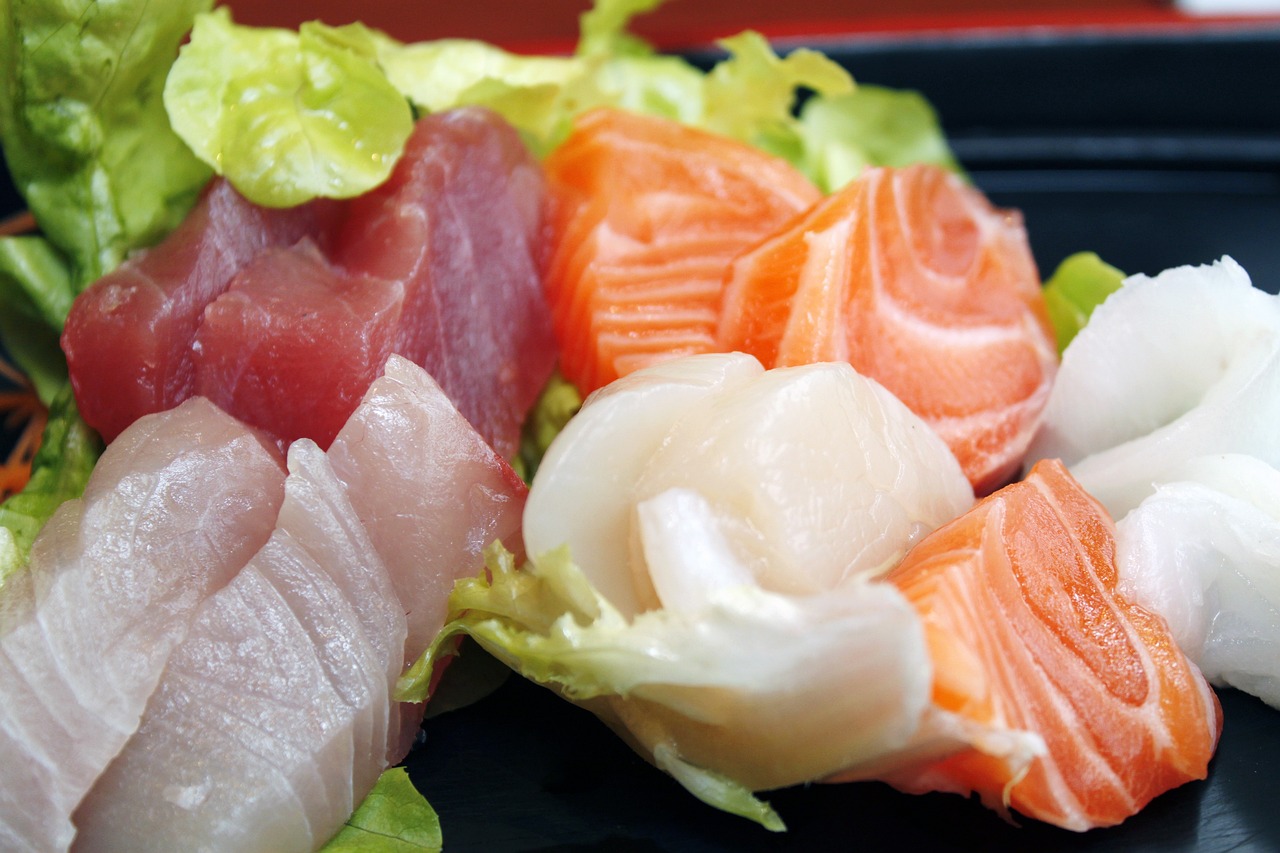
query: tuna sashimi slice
[
  {"left": 328, "top": 355, "right": 528, "bottom": 663},
  {"left": 335, "top": 107, "right": 556, "bottom": 461},
  {"left": 193, "top": 242, "right": 405, "bottom": 449},
  {"left": 0, "top": 399, "right": 285, "bottom": 853},
  {"left": 876, "top": 459, "right": 1221, "bottom": 831},
  {"left": 73, "top": 441, "right": 406, "bottom": 853},
  {"left": 62, "top": 180, "right": 339, "bottom": 443}
]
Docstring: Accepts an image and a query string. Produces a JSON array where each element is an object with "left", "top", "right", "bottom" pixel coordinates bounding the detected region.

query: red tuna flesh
[
  {"left": 63, "top": 107, "right": 556, "bottom": 459},
  {"left": 193, "top": 242, "right": 404, "bottom": 449},
  {"left": 334, "top": 107, "right": 556, "bottom": 460},
  {"left": 61, "top": 182, "right": 338, "bottom": 443}
]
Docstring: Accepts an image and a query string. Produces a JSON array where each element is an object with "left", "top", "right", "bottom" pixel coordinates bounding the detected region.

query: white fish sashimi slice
[
  {"left": 328, "top": 354, "right": 529, "bottom": 662},
  {"left": 634, "top": 361, "right": 974, "bottom": 595},
  {"left": 1116, "top": 454, "right": 1280, "bottom": 708},
  {"left": 1027, "top": 256, "right": 1280, "bottom": 517},
  {"left": 524, "top": 352, "right": 764, "bottom": 617},
  {"left": 73, "top": 441, "right": 405, "bottom": 853},
  {"left": 0, "top": 399, "right": 285, "bottom": 853}
]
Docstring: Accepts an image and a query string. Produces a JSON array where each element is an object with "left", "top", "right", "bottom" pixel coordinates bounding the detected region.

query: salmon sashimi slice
[
  {"left": 719, "top": 164, "right": 1058, "bottom": 495},
  {"left": 0, "top": 399, "right": 285, "bottom": 853},
  {"left": 878, "top": 459, "right": 1221, "bottom": 831},
  {"left": 542, "top": 107, "right": 822, "bottom": 394},
  {"left": 73, "top": 441, "right": 406, "bottom": 853}
]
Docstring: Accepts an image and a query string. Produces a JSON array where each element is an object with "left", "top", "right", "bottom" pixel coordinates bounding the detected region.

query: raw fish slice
[
  {"left": 879, "top": 459, "right": 1221, "bottom": 831},
  {"left": 719, "top": 164, "right": 1057, "bottom": 495},
  {"left": 334, "top": 107, "right": 556, "bottom": 460},
  {"left": 62, "top": 180, "right": 339, "bottom": 442},
  {"left": 1026, "top": 256, "right": 1280, "bottom": 517},
  {"left": 193, "top": 242, "right": 404, "bottom": 449},
  {"left": 633, "top": 360, "right": 974, "bottom": 595},
  {"left": 73, "top": 441, "right": 405, "bottom": 853},
  {"left": 541, "top": 107, "right": 822, "bottom": 394},
  {"left": 0, "top": 399, "right": 285, "bottom": 853},
  {"left": 328, "top": 355, "right": 527, "bottom": 663},
  {"left": 1116, "top": 454, "right": 1280, "bottom": 708},
  {"left": 524, "top": 352, "right": 766, "bottom": 617}
]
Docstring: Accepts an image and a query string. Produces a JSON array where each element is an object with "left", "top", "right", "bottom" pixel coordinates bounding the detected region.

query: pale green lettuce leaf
[
  {"left": 702, "top": 31, "right": 853, "bottom": 160},
  {"left": 319, "top": 768, "right": 442, "bottom": 853},
  {"left": 414, "top": 539, "right": 935, "bottom": 832},
  {"left": 578, "top": 0, "right": 668, "bottom": 58},
  {"left": 0, "top": 0, "right": 214, "bottom": 284},
  {"left": 0, "top": 382, "right": 101, "bottom": 589},
  {"left": 164, "top": 8, "right": 414, "bottom": 207},
  {"left": 797, "top": 84, "right": 962, "bottom": 192},
  {"left": 1042, "top": 251, "right": 1126, "bottom": 354},
  {"left": 515, "top": 373, "right": 583, "bottom": 483}
]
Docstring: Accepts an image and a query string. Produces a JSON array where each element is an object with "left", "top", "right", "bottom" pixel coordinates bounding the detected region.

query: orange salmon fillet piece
[
  {"left": 542, "top": 107, "right": 821, "bottom": 394},
  {"left": 882, "top": 459, "right": 1221, "bottom": 831},
  {"left": 720, "top": 164, "right": 1058, "bottom": 494}
]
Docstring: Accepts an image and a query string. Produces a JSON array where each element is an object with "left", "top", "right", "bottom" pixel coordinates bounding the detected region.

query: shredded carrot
[{"left": 0, "top": 355, "right": 46, "bottom": 500}]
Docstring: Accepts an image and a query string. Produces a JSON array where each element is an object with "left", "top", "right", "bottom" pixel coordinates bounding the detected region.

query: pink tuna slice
[
  {"left": 328, "top": 354, "right": 528, "bottom": 664},
  {"left": 192, "top": 241, "right": 405, "bottom": 450},
  {"left": 334, "top": 106, "right": 556, "bottom": 460},
  {"left": 0, "top": 399, "right": 285, "bottom": 853},
  {"left": 62, "top": 107, "right": 556, "bottom": 459},
  {"left": 61, "top": 181, "right": 339, "bottom": 443},
  {"left": 72, "top": 441, "right": 406, "bottom": 853}
]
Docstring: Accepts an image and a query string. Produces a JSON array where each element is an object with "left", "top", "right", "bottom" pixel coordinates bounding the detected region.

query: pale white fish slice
[
  {"left": 73, "top": 440, "right": 404, "bottom": 853},
  {"left": 1027, "top": 256, "right": 1280, "bottom": 517},
  {"left": 1116, "top": 453, "right": 1280, "bottom": 708},
  {"left": 0, "top": 399, "right": 285, "bottom": 853},
  {"left": 524, "top": 351, "right": 764, "bottom": 618},
  {"left": 328, "top": 354, "right": 527, "bottom": 663}
]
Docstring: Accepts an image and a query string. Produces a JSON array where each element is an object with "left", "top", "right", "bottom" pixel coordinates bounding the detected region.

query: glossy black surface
[{"left": 409, "top": 25, "right": 1280, "bottom": 852}]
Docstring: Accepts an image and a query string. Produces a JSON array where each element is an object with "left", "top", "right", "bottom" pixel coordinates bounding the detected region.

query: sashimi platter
[{"left": 1, "top": 1, "right": 1278, "bottom": 850}]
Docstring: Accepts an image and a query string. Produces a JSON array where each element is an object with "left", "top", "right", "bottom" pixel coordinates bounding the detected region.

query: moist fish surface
[{"left": 0, "top": 399, "right": 285, "bottom": 852}]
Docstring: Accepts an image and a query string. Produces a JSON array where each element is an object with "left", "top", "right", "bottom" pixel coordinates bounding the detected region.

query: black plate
[{"left": 407, "top": 23, "right": 1280, "bottom": 853}]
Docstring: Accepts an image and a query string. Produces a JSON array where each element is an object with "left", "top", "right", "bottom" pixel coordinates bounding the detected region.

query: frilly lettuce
[
  {"left": 796, "top": 84, "right": 961, "bottom": 192},
  {"left": 0, "top": 0, "right": 206, "bottom": 585},
  {"left": 0, "top": 0, "right": 213, "bottom": 284},
  {"left": 1041, "top": 251, "right": 1126, "bottom": 354},
  {"left": 164, "top": 9, "right": 415, "bottom": 207},
  {"left": 162, "top": 0, "right": 866, "bottom": 201},
  {"left": 0, "top": 382, "right": 101, "bottom": 589},
  {"left": 409, "top": 541, "right": 930, "bottom": 831}
]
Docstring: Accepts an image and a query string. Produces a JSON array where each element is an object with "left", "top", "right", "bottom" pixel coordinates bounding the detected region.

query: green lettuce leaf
[
  {"left": 0, "top": 382, "right": 101, "bottom": 589},
  {"left": 797, "top": 84, "right": 962, "bottom": 192},
  {"left": 164, "top": 9, "right": 414, "bottom": 207},
  {"left": 514, "top": 373, "right": 583, "bottom": 483},
  {"left": 410, "top": 542, "right": 786, "bottom": 831},
  {"left": 0, "top": 236, "right": 74, "bottom": 404},
  {"left": 319, "top": 768, "right": 442, "bottom": 853},
  {"left": 0, "top": 0, "right": 214, "bottom": 284},
  {"left": 1042, "top": 251, "right": 1126, "bottom": 354}
]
